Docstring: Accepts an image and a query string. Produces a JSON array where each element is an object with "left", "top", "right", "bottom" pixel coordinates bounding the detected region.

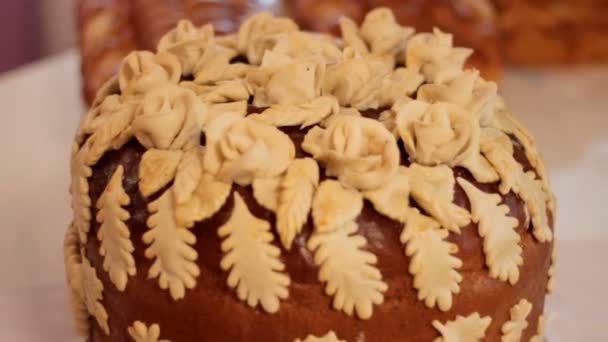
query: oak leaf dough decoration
[
  {"left": 218, "top": 193, "right": 290, "bottom": 313},
  {"left": 96, "top": 166, "right": 136, "bottom": 291},
  {"left": 295, "top": 331, "right": 345, "bottom": 342},
  {"left": 395, "top": 99, "right": 498, "bottom": 183},
  {"left": 322, "top": 49, "right": 393, "bottom": 110},
  {"left": 236, "top": 11, "right": 299, "bottom": 65},
  {"left": 157, "top": 20, "right": 214, "bottom": 75},
  {"left": 401, "top": 210, "right": 463, "bottom": 311},
  {"left": 308, "top": 221, "right": 387, "bottom": 319},
  {"left": 119, "top": 51, "right": 181, "bottom": 97},
  {"left": 407, "top": 164, "right": 471, "bottom": 233},
  {"left": 363, "top": 166, "right": 412, "bottom": 223},
  {"left": 81, "top": 255, "right": 110, "bottom": 335},
  {"left": 246, "top": 50, "right": 324, "bottom": 107},
  {"left": 133, "top": 84, "right": 207, "bottom": 150},
  {"left": 458, "top": 178, "right": 522, "bottom": 285},
  {"left": 302, "top": 115, "right": 399, "bottom": 190},
  {"left": 406, "top": 28, "right": 472, "bottom": 83},
  {"left": 276, "top": 158, "right": 319, "bottom": 249},
  {"left": 312, "top": 180, "right": 363, "bottom": 233},
  {"left": 249, "top": 95, "right": 339, "bottom": 128},
  {"left": 138, "top": 149, "right": 183, "bottom": 198},
  {"left": 501, "top": 299, "right": 533, "bottom": 342},
  {"left": 143, "top": 188, "right": 200, "bottom": 300},
  {"left": 433, "top": 313, "right": 492, "bottom": 342},
  {"left": 128, "top": 321, "right": 171, "bottom": 342},
  {"left": 64, "top": 223, "right": 90, "bottom": 337},
  {"left": 203, "top": 115, "right": 295, "bottom": 185}
]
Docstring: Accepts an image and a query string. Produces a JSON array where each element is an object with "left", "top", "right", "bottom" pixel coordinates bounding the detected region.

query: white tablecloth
[{"left": 0, "top": 50, "right": 607, "bottom": 341}]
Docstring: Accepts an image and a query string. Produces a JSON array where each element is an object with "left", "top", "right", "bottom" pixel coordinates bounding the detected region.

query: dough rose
[
  {"left": 203, "top": 115, "right": 295, "bottom": 185},
  {"left": 302, "top": 115, "right": 399, "bottom": 190},
  {"left": 132, "top": 84, "right": 207, "bottom": 150},
  {"left": 118, "top": 51, "right": 182, "bottom": 97},
  {"left": 396, "top": 100, "right": 477, "bottom": 166}
]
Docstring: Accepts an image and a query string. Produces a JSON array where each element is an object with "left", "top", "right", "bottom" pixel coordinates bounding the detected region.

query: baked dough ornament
[
  {"left": 80, "top": 255, "right": 110, "bottom": 334},
  {"left": 157, "top": 20, "right": 214, "bottom": 76},
  {"left": 312, "top": 180, "right": 363, "bottom": 233},
  {"left": 529, "top": 315, "right": 546, "bottom": 342},
  {"left": 501, "top": 299, "right": 533, "bottom": 342},
  {"left": 96, "top": 166, "right": 136, "bottom": 291},
  {"left": 276, "top": 158, "right": 319, "bottom": 249},
  {"left": 433, "top": 313, "right": 492, "bottom": 342},
  {"left": 203, "top": 114, "right": 295, "bottom": 185},
  {"left": 143, "top": 188, "right": 200, "bottom": 300},
  {"left": 70, "top": 144, "right": 93, "bottom": 244},
  {"left": 458, "top": 178, "right": 523, "bottom": 285},
  {"left": 295, "top": 331, "right": 345, "bottom": 342},
  {"left": 64, "top": 223, "right": 89, "bottom": 337},
  {"left": 128, "top": 321, "right": 171, "bottom": 342},
  {"left": 118, "top": 51, "right": 181, "bottom": 98},
  {"left": 406, "top": 28, "right": 473, "bottom": 84},
  {"left": 308, "top": 221, "right": 387, "bottom": 319},
  {"left": 138, "top": 149, "right": 183, "bottom": 197},
  {"left": 302, "top": 115, "right": 400, "bottom": 190},
  {"left": 402, "top": 210, "right": 463, "bottom": 312},
  {"left": 218, "top": 193, "right": 290, "bottom": 313}
]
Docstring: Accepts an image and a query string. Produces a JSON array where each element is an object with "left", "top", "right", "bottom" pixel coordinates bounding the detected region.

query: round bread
[{"left": 66, "top": 8, "right": 555, "bottom": 342}]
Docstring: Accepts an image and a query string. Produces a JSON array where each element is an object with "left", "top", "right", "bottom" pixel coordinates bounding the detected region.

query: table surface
[{"left": 0, "top": 50, "right": 607, "bottom": 341}]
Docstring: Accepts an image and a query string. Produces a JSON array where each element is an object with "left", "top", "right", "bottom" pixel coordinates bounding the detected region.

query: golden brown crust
[{"left": 84, "top": 139, "right": 551, "bottom": 342}]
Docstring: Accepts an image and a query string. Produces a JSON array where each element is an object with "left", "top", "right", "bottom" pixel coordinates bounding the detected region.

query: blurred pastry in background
[
  {"left": 78, "top": 0, "right": 282, "bottom": 103},
  {"left": 77, "top": 0, "right": 608, "bottom": 104},
  {"left": 493, "top": 0, "right": 608, "bottom": 64},
  {"left": 284, "top": 0, "right": 502, "bottom": 80}
]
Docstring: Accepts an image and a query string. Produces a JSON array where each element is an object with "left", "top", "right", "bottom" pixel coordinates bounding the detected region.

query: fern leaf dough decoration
[{"left": 96, "top": 165, "right": 136, "bottom": 291}]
